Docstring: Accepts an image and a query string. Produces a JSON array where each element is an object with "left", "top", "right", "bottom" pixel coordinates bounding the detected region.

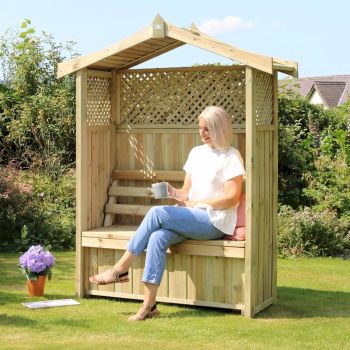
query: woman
[{"left": 89, "top": 106, "right": 245, "bottom": 321}]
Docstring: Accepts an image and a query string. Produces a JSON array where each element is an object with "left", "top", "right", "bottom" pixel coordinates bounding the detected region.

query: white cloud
[{"left": 198, "top": 16, "right": 255, "bottom": 35}]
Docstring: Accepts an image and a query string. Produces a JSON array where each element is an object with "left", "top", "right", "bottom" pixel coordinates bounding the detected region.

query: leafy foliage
[
  {"left": 0, "top": 19, "right": 77, "bottom": 176},
  {"left": 278, "top": 205, "right": 348, "bottom": 257},
  {"left": 0, "top": 165, "right": 75, "bottom": 251},
  {"left": 277, "top": 87, "right": 350, "bottom": 256},
  {"left": 278, "top": 89, "right": 326, "bottom": 207}
]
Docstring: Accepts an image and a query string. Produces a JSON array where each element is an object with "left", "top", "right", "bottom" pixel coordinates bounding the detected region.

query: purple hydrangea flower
[{"left": 19, "top": 245, "right": 55, "bottom": 279}]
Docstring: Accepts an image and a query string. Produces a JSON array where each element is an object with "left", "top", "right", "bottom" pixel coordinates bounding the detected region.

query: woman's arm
[
  {"left": 181, "top": 175, "right": 243, "bottom": 210},
  {"left": 168, "top": 173, "right": 192, "bottom": 201}
]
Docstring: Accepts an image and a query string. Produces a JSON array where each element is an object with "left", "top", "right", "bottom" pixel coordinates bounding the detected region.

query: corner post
[
  {"left": 76, "top": 68, "right": 88, "bottom": 297},
  {"left": 244, "top": 66, "right": 258, "bottom": 317},
  {"left": 271, "top": 71, "right": 279, "bottom": 304}
]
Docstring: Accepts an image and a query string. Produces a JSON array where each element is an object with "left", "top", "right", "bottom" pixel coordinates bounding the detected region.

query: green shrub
[
  {"left": 0, "top": 166, "right": 34, "bottom": 248},
  {"left": 277, "top": 89, "right": 323, "bottom": 208},
  {"left": 303, "top": 130, "right": 350, "bottom": 216},
  {"left": 0, "top": 19, "right": 76, "bottom": 176},
  {"left": 277, "top": 205, "right": 347, "bottom": 257},
  {"left": 0, "top": 166, "right": 75, "bottom": 251}
]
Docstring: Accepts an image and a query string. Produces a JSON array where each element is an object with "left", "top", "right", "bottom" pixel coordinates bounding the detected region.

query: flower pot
[{"left": 27, "top": 275, "right": 46, "bottom": 297}]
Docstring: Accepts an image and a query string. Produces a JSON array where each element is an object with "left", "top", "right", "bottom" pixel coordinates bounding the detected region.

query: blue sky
[{"left": 1, "top": 0, "right": 349, "bottom": 78}]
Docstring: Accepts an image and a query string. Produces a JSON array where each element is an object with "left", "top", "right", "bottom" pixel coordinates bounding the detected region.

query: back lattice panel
[
  {"left": 119, "top": 67, "right": 246, "bottom": 125},
  {"left": 87, "top": 74, "right": 111, "bottom": 126},
  {"left": 255, "top": 71, "right": 273, "bottom": 125}
]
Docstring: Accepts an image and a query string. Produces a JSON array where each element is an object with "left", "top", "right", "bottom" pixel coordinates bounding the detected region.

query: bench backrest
[{"left": 104, "top": 170, "right": 184, "bottom": 226}]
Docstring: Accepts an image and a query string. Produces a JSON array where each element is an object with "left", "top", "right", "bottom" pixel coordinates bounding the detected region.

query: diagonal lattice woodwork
[
  {"left": 119, "top": 67, "right": 246, "bottom": 126},
  {"left": 255, "top": 71, "right": 273, "bottom": 125},
  {"left": 86, "top": 74, "right": 112, "bottom": 126}
]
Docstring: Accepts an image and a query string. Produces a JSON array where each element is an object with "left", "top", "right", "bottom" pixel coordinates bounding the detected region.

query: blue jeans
[{"left": 127, "top": 205, "right": 224, "bottom": 285}]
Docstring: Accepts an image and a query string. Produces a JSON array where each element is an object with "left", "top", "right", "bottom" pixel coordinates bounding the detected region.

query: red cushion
[
  {"left": 235, "top": 192, "right": 245, "bottom": 227},
  {"left": 223, "top": 193, "right": 246, "bottom": 241}
]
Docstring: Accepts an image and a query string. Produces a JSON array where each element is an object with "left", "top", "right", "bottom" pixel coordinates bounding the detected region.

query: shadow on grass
[
  {"left": 90, "top": 287, "right": 350, "bottom": 319},
  {"left": 0, "top": 313, "right": 38, "bottom": 327},
  {"left": 0, "top": 290, "right": 28, "bottom": 304},
  {"left": 49, "top": 318, "right": 91, "bottom": 329},
  {"left": 259, "top": 286, "right": 350, "bottom": 319}
]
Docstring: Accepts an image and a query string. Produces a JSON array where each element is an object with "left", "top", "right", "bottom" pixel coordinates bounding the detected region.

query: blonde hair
[{"left": 198, "top": 106, "right": 233, "bottom": 151}]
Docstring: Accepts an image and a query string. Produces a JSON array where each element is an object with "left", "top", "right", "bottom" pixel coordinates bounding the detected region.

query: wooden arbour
[{"left": 58, "top": 15, "right": 298, "bottom": 317}]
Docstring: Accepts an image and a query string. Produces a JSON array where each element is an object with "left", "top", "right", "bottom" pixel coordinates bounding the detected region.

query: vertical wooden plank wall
[
  {"left": 82, "top": 70, "right": 116, "bottom": 292},
  {"left": 255, "top": 72, "right": 275, "bottom": 314},
  {"left": 245, "top": 67, "right": 276, "bottom": 316},
  {"left": 114, "top": 128, "right": 246, "bottom": 309}
]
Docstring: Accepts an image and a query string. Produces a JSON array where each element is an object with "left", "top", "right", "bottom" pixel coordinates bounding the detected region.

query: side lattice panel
[
  {"left": 87, "top": 73, "right": 112, "bottom": 126},
  {"left": 255, "top": 71, "right": 273, "bottom": 125}
]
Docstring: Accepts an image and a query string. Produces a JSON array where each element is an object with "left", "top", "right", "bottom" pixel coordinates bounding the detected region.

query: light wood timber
[
  {"left": 165, "top": 22, "right": 273, "bottom": 75},
  {"left": 112, "top": 169, "right": 185, "bottom": 182},
  {"left": 75, "top": 69, "right": 88, "bottom": 297}
]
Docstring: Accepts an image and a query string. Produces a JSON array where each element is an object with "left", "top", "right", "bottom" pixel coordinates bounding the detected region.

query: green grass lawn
[{"left": 0, "top": 252, "right": 349, "bottom": 350}]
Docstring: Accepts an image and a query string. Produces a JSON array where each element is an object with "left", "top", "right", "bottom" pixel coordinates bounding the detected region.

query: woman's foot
[
  {"left": 89, "top": 268, "right": 129, "bottom": 285},
  {"left": 128, "top": 303, "right": 160, "bottom": 321}
]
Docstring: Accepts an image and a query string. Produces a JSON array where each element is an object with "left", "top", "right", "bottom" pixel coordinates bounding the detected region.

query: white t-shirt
[{"left": 183, "top": 144, "right": 245, "bottom": 235}]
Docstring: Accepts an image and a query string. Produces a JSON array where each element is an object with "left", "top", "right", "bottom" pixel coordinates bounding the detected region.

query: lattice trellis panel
[
  {"left": 87, "top": 74, "right": 111, "bottom": 126},
  {"left": 119, "top": 67, "right": 246, "bottom": 125},
  {"left": 255, "top": 71, "right": 273, "bottom": 125}
]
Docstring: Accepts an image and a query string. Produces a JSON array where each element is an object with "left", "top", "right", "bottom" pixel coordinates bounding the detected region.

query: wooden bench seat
[
  {"left": 82, "top": 225, "right": 245, "bottom": 258},
  {"left": 83, "top": 169, "right": 246, "bottom": 311}
]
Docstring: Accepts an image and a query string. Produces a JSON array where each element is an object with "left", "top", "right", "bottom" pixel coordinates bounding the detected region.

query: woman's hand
[
  {"left": 167, "top": 183, "right": 177, "bottom": 198},
  {"left": 167, "top": 173, "right": 192, "bottom": 202}
]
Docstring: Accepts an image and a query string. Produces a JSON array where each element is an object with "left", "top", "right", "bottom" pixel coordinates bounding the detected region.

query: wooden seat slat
[
  {"left": 108, "top": 186, "right": 153, "bottom": 197},
  {"left": 113, "top": 169, "right": 185, "bottom": 182},
  {"left": 105, "top": 203, "right": 153, "bottom": 216},
  {"left": 82, "top": 225, "right": 245, "bottom": 247},
  {"left": 82, "top": 226, "right": 244, "bottom": 258}
]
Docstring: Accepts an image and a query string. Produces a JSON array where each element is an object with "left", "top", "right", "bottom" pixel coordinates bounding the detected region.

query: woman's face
[{"left": 199, "top": 118, "right": 214, "bottom": 148}]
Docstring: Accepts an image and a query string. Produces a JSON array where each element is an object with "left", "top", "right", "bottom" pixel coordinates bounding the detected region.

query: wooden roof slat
[
  {"left": 112, "top": 41, "right": 185, "bottom": 71},
  {"left": 113, "top": 51, "right": 145, "bottom": 60},
  {"left": 147, "top": 37, "right": 178, "bottom": 45},
  {"left": 135, "top": 41, "right": 170, "bottom": 51},
  {"left": 100, "top": 56, "right": 134, "bottom": 64},
  {"left": 121, "top": 47, "right": 154, "bottom": 56}
]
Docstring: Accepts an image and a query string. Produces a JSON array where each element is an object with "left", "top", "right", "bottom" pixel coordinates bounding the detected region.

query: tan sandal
[
  {"left": 89, "top": 269, "right": 129, "bottom": 285},
  {"left": 128, "top": 303, "right": 160, "bottom": 321}
]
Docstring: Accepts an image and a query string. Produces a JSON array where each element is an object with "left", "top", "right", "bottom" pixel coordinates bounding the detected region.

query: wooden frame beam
[{"left": 166, "top": 22, "right": 273, "bottom": 75}]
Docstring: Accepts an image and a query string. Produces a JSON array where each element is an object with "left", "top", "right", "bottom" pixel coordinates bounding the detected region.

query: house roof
[
  {"left": 57, "top": 14, "right": 298, "bottom": 78},
  {"left": 310, "top": 81, "right": 347, "bottom": 108},
  {"left": 280, "top": 74, "right": 350, "bottom": 107}
]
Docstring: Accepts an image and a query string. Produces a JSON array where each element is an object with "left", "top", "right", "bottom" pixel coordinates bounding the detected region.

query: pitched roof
[
  {"left": 57, "top": 15, "right": 298, "bottom": 78},
  {"left": 280, "top": 74, "right": 350, "bottom": 95},
  {"left": 310, "top": 81, "right": 347, "bottom": 108}
]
